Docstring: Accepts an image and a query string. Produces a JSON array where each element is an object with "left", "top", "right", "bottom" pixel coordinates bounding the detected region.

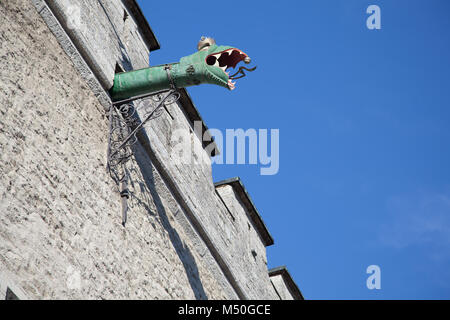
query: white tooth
[
  {"left": 220, "top": 66, "right": 227, "bottom": 72},
  {"left": 214, "top": 60, "right": 220, "bottom": 67},
  {"left": 214, "top": 54, "right": 221, "bottom": 59}
]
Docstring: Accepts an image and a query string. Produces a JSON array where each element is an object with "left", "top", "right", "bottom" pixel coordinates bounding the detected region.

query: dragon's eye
[{"left": 206, "top": 55, "right": 216, "bottom": 65}]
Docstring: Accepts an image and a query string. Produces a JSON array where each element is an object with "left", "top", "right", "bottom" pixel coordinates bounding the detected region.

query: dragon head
[
  {"left": 179, "top": 37, "right": 256, "bottom": 90},
  {"left": 109, "top": 37, "right": 257, "bottom": 101}
]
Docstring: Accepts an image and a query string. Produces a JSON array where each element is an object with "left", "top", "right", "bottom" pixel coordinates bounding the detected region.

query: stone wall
[
  {"left": 0, "top": 0, "right": 295, "bottom": 299},
  {"left": 0, "top": 0, "right": 233, "bottom": 299},
  {"left": 215, "top": 184, "right": 276, "bottom": 299},
  {"left": 44, "top": 0, "right": 153, "bottom": 88},
  {"left": 134, "top": 97, "right": 278, "bottom": 299}
]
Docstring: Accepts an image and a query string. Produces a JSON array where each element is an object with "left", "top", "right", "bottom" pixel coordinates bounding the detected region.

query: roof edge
[
  {"left": 214, "top": 177, "right": 274, "bottom": 246},
  {"left": 269, "top": 266, "right": 304, "bottom": 300},
  {"left": 124, "top": 0, "right": 160, "bottom": 51}
]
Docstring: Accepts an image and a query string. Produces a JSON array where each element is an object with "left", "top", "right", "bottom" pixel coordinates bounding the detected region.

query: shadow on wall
[
  {"left": 96, "top": 0, "right": 133, "bottom": 71},
  {"left": 126, "top": 143, "right": 208, "bottom": 300}
]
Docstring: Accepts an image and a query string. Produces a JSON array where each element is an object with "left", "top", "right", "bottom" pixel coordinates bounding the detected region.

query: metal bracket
[
  {"left": 106, "top": 89, "right": 180, "bottom": 226},
  {"left": 229, "top": 66, "right": 257, "bottom": 80}
]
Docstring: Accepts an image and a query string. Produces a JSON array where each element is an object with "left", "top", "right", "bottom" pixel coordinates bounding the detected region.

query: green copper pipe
[
  {"left": 109, "top": 40, "right": 252, "bottom": 101},
  {"left": 110, "top": 63, "right": 177, "bottom": 101}
]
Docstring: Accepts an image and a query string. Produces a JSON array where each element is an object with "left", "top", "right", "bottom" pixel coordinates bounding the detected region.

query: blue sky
[{"left": 137, "top": 0, "right": 450, "bottom": 299}]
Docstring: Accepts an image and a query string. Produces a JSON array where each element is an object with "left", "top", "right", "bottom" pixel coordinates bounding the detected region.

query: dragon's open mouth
[{"left": 206, "top": 49, "right": 248, "bottom": 90}]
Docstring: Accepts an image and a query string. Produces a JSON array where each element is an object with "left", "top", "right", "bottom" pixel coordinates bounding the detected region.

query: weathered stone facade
[{"left": 0, "top": 0, "right": 302, "bottom": 299}]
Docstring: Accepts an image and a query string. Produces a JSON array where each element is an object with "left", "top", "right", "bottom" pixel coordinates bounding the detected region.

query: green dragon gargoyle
[{"left": 109, "top": 37, "right": 256, "bottom": 101}]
